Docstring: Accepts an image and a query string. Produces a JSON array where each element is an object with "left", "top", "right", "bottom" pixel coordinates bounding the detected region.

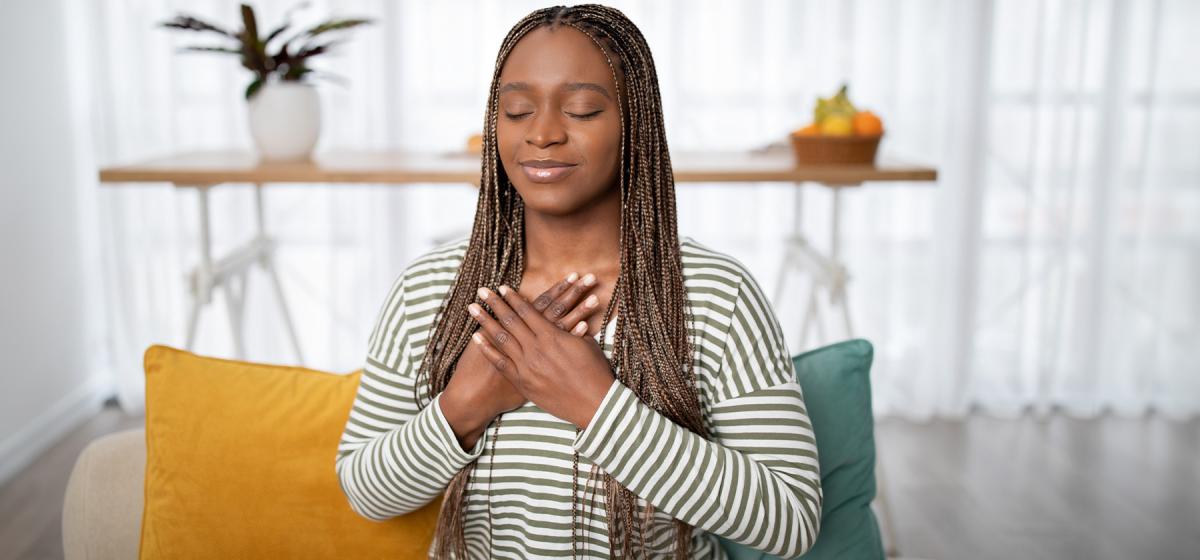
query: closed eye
[{"left": 502, "top": 111, "right": 603, "bottom": 121}]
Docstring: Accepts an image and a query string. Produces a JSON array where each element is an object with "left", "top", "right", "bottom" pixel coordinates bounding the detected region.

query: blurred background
[{"left": 1, "top": 1, "right": 1197, "bottom": 558}]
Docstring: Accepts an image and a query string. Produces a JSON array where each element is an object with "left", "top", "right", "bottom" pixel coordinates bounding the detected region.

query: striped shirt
[{"left": 336, "top": 234, "right": 821, "bottom": 559}]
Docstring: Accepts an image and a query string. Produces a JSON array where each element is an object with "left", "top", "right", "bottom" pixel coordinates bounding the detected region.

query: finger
[
  {"left": 545, "top": 285, "right": 582, "bottom": 323},
  {"left": 543, "top": 271, "right": 589, "bottom": 321},
  {"left": 471, "top": 331, "right": 518, "bottom": 382},
  {"left": 569, "top": 320, "right": 588, "bottom": 337},
  {"left": 555, "top": 293, "right": 601, "bottom": 331},
  {"left": 548, "top": 273, "right": 596, "bottom": 323},
  {"left": 532, "top": 272, "right": 579, "bottom": 313},
  {"left": 477, "top": 287, "right": 537, "bottom": 344},
  {"left": 468, "top": 301, "right": 523, "bottom": 356},
  {"left": 498, "top": 285, "right": 551, "bottom": 336},
  {"left": 471, "top": 321, "right": 513, "bottom": 359}
]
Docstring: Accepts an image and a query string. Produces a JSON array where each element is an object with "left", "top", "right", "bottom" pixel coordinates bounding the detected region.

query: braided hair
[{"left": 416, "top": 5, "right": 706, "bottom": 558}]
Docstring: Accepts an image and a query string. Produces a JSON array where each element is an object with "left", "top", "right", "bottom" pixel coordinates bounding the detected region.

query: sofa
[{"left": 62, "top": 339, "right": 886, "bottom": 559}]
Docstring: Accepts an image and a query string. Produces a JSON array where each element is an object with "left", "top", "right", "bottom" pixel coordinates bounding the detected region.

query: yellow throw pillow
[{"left": 140, "top": 344, "right": 442, "bottom": 559}]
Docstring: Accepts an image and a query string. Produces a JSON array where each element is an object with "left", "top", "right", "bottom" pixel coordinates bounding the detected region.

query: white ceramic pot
[{"left": 247, "top": 81, "right": 321, "bottom": 160}]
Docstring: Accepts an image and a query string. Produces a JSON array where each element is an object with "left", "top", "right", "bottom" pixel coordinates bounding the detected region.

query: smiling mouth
[{"left": 520, "top": 163, "right": 579, "bottom": 183}]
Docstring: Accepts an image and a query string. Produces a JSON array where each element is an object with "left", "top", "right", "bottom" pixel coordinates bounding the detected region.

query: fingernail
[
  {"left": 468, "top": 303, "right": 481, "bottom": 316},
  {"left": 472, "top": 332, "right": 483, "bottom": 344},
  {"left": 498, "top": 285, "right": 510, "bottom": 296},
  {"left": 477, "top": 287, "right": 489, "bottom": 300},
  {"left": 567, "top": 271, "right": 579, "bottom": 283},
  {"left": 574, "top": 321, "right": 586, "bottom": 334},
  {"left": 582, "top": 273, "right": 596, "bottom": 286},
  {"left": 585, "top": 294, "right": 598, "bottom": 307}
]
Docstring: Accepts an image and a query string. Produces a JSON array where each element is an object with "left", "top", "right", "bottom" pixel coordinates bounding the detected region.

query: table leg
[
  {"left": 774, "top": 182, "right": 805, "bottom": 306},
  {"left": 180, "top": 183, "right": 305, "bottom": 365},
  {"left": 185, "top": 185, "right": 215, "bottom": 352},
  {"left": 184, "top": 296, "right": 202, "bottom": 351},
  {"left": 798, "top": 282, "right": 825, "bottom": 350},
  {"left": 828, "top": 187, "right": 854, "bottom": 338},
  {"left": 775, "top": 182, "right": 859, "bottom": 350},
  {"left": 223, "top": 272, "right": 247, "bottom": 360}
]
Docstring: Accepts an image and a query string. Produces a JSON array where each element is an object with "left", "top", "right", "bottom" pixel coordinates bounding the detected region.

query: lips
[{"left": 519, "top": 161, "right": 579, "bottom": 183}]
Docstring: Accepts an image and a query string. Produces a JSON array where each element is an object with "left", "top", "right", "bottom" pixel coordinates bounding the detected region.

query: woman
[{"left": 336, "top": 5, "right": 821, "bottom": 558}]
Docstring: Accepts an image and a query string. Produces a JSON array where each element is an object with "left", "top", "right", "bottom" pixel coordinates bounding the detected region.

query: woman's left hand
[{"left": 467, "top": 285, "right": 615, "bottom": 429}]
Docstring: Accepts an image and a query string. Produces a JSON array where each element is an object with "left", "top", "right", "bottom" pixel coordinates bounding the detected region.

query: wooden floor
[
  {"left": 0, "top": 403, "right": 1195, "bottom": 559},
  {"left": 0, "top": 399, "right": 143, "bottom": 560},
  {"left": 876, "top": 415, "right": 1200, "bottom": 560}
]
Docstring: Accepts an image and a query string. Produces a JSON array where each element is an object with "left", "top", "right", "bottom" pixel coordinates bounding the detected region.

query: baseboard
[{"left": 0, "top": 371, "right": 114, "bottom": 486}]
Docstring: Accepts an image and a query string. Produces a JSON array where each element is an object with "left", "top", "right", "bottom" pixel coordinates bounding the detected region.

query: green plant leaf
[
  {"left": 159, "top": 15, "right": 236, "bottom": 38},
  {"left": 303, "top": 18, "right": 372, "bottom": 37},
  {"left": 245, "top": 77, "right": 265, "bottom": 100},
  {"left": 263, "top": 22, "right": 290, "bottom": 46},
  {"left": 178, "top": 45, "right": 241, "bottom": 55},
  {"left": 271, "top": 42, "right": 291, "bottom": 69},
  {"left": 164, "top": 2, "right": 368, "bottom": 92},
  {"left": 282, "top": 64, "right": 312, "bottom": 81},
  {"left": 238, "top": 4, "right": 271, "bottom": 76},
  {"left": 239, "top": 4, "right": 260, "bottom": 43},
  {"left": 294, "top": 40, "right": 341, "bottom": 60}
]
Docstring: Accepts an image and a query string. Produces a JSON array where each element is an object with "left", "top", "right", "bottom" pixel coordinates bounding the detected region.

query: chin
[{"left": 520, "top": 192, "right": 586, "bottom": 217}]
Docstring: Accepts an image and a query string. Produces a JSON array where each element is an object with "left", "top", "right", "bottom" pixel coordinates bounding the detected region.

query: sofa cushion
[
  {"left": 717, "top": 338, "right": 885, "bottom": 559},
  {"left": 140, "top": 344, "right": 441, "bottom": 559}
]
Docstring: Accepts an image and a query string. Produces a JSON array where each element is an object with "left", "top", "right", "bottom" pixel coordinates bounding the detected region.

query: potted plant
[{"left": 161, "top": 3, "right": 372, "bottom": 160}]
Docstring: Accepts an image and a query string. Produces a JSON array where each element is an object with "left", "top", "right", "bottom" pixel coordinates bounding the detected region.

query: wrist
[
  {"left": 576, "top": 377, "right": 616, "bottom": 430},
  {"left": 439, "top": 386, "right": 492, "bottom": 449}
]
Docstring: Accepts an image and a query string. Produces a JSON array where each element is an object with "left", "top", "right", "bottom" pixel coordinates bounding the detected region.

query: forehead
[{"left": 498, "top": 25, "right": 618, "bottom": 98}]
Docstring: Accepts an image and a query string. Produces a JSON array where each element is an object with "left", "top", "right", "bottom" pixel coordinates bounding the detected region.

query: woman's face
[{"left": 495, "top": 26, "right": 624, "bottom": 217}]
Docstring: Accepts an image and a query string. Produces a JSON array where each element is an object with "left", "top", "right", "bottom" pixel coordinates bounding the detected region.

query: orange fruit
[
  {"left": 853, "top": 111, "right": 884, "bottom": 136},
  {"left": 466, "top": 133, "right": 483, "bottom": 153},
  {"left": 795, "top": 123, "right": 820, "bottom": 136}
]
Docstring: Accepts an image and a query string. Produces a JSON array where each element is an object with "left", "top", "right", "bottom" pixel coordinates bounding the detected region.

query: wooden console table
[{"left": 99, "top": 147, "right": 937, "bottom": 363}]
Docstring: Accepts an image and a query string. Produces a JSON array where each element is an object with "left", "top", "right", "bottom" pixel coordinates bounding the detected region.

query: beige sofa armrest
[{"left": 62, "top": 428, "right": 145, "bottom": 560}]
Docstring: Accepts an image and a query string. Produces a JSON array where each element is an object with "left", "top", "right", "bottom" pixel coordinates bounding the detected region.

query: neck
[{"left": 522, "top": 192, "right": 622, "bottom": 279}]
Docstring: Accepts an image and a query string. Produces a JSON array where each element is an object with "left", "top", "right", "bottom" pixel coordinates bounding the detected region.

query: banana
[{"left": 813, "top": 83, "right": 858, "bottom": 125}]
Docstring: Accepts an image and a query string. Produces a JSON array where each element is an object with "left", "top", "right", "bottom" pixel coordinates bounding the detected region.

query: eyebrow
[{"left": 498, "top": 81, "right": 612, "bottom": 100}]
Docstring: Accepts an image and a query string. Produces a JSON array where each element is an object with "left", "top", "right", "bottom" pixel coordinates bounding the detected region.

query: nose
[{"left": 524, "top": 110, "right": 567, "bottom": 149}]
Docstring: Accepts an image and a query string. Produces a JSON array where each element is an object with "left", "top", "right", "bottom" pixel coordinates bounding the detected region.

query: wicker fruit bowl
[
  {"left": 789, "top": 132, "right": 883, "bottom": 165},
  {"left": 790, "top": 83, "right": 885, "bottom": 166}
]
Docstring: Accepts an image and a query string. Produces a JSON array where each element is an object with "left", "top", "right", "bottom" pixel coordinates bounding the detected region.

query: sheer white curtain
[{"left": 79, "top": 0, "right": 1199, "bottom": 419}]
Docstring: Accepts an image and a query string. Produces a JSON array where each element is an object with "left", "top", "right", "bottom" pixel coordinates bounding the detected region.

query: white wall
[{"left": 0, "top": 0, "right": 114, "bottom": 485}]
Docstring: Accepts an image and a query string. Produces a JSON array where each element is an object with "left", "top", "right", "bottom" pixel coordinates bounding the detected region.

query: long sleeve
[
  {"left": 571, "top": 268, "right": 822, "bottom": 558},
  {"left": 335, "top": 271, "right": 486, "bottom": 521}
]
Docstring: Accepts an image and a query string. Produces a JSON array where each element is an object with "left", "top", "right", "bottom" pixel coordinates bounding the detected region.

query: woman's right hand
[{"left": 440, "top": 272, "right": 602, "bottom": 449}]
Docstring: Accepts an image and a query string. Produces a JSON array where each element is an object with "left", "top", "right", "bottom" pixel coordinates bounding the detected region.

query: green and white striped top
[{"left": 336, "top": 234, "right": 821, "bottom": 559}]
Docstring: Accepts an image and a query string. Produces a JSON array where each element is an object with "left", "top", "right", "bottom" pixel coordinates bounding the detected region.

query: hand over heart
[{"left": 467, "top": 284, "right": 616, "bottom": 429}]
